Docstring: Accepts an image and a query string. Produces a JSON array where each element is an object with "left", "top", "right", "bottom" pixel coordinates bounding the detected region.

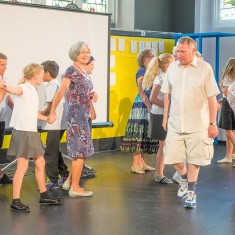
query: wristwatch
[{"left": 209, "top": 122, "right": 216, "bottom": 126}]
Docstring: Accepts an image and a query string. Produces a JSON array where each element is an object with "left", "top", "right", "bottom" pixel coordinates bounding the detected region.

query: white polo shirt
[
  {"left": 10, "top": 82, "right": 38, "bottom": 132},
  {"left": 151, "top": 71, "right": 165, "bottom": 115},
  {"left": 42, "top": 79, "right": 66, "bottom": 130},
  {"left": 0, "top": 95, "right": 7, "bottom": 122},
  {"left": 0, "top": 78, "right": 8, "bottom": 122},
  {"left": 161, "top": 56, "right": 220, "bottom": 133}
]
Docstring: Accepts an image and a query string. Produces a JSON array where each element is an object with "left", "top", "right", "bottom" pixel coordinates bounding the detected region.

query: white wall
[
  {"left": 116, "top": 0, "right": 135, "bottom": 30},
  {"left": 107, "top": 0, "right": 116, "bottom": 25}
]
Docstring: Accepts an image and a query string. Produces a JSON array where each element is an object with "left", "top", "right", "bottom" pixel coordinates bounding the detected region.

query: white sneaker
[
  {"left": 184, "top": 191, "right": 197, "bottom": 208},
  {"left": 177, "top": 179, "right": 188, "bottom": 199},
  {"left": 217, "top": 157, "right": 232, "bottom": 164},
  {"left": 172, "top": 171, "right": 183, "bottom": 184}
]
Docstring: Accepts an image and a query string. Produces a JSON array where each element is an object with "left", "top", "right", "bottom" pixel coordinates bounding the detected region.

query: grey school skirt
[
  {"left": 8, "top": 130, "right": 45, "bottom": 159},
  {"left": 148, "top": 113, "right": 167, "bottom": 140}
]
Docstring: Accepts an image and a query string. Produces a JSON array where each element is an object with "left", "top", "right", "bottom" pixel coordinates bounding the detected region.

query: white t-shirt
[
  {"left": 10, "top": 82, "right": 38, "bottom": 132},
  {"left": 223, "top": 75, "right": 234, "bottom": 87},
  {"left": 42, "top": 79, "right": 66, "bottom": 130},
  {"left": 227, "top": 81, "right": 235, "bottom": 113},
  {"left": 151, "top": 71, "right": 165, "bottom": 115},
  {"left": 222, "top": 75, "right": 234, "bottom": 98}
]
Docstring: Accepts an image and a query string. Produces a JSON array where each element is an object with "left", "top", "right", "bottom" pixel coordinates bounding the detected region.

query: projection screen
[{"left": 0, "top": 2, "right": 110, "bottom": 126}]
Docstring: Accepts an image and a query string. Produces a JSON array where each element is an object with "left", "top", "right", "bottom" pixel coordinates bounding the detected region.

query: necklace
[{"left": 73, "top": 63, "right": 87, "bottom": 74}]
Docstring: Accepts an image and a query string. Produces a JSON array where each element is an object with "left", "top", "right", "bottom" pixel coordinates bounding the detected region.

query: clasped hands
[{"left": 47, "top": 113, "right": 57, "bottom": 124}]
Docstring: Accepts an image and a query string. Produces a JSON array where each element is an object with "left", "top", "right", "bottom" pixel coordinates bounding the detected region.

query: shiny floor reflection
[{"left": 0, "top": 143, "right": 235, "bottom": 235}]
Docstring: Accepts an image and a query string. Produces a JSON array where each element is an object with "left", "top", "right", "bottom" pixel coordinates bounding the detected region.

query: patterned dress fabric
[
  {"left": 64, "top": 65, "right": 94, "bottom": 158},
  {"left": 120, "top": 67, "right": 158, "bottom": 154}
]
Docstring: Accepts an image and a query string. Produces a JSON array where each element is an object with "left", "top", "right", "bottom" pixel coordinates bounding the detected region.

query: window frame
[{"left": 214, "top": 0, "right": 235, "bottom": 28}]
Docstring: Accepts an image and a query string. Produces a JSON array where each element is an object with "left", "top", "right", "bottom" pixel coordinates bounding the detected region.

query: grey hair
[
  {"left": 0, "top": 52, "right": 7, "bottom": 60},
  {"left": 137, "top": 49, "right": 155, "bottom": 67},
  {"left": 176, "top": 36, "right": 197, "bottom": 49},
  {"left": 69, "top": 41, "right": 90, "bottom": 62}
]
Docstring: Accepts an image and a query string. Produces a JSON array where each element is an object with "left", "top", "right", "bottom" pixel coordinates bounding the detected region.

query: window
[
  {"left": 82, "top": 0, "right": 106, "bottom": 13},
  {"left": 220, "top": 0, "right": 235, "bottom": 20},
  {"left": 6, "top": 0, "right": 107, "bottom": 13},
  {"left": 214, "top": 0, "right": 235, "bottom": 27}
]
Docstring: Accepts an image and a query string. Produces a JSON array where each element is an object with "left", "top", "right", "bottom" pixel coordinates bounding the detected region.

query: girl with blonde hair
[
  {"left": 217, "top": 58, "right": 235, "bottom": 164},
  {"left": 142, "top": 57, "right": 161, "bottom": 91},
  {"left": 0, "top": 63, "right": 62, "bottom": 212},
  {"left": 144, "top": 53, "right": 175, "bottom": 183}
]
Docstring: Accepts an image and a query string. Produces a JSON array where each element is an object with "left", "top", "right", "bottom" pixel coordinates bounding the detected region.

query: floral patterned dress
[
  {"left": 64, "top": 65, "right": 94, "bottom": 158},
  {"left": 120, "top": 67, "right": 158, "bottom": 154}
]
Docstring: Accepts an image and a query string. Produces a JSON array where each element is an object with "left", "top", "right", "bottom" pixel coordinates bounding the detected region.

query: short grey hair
[
  {"left": 176, "top": 36, "right": 197, "bottom": 49},
  {"left": 0, "top": 52, "right": 7, "bottom": 60},
  {"left": 69, "top": 41, "right": 90, "bottom": 62}
]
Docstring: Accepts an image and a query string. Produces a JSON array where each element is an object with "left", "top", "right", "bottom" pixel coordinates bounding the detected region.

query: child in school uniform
[
  {"left": 0, "top": 63, "right": 62, "bottom": 212},
  {"left": 82, "top": 56, "right": 97, "bottom": 178},
  {"left": 226, "top": 76, "right": 235, "bottom": 167},
  {"left": 85, "top": 56, "right": 97, "bottom": 130},
  {"left": 142, "top": 53, "right": 174, "bottom": 184},
  {"left": 0, "top": 52, "right": 14, "bottom": 186},
  {"left": 227, "top": 82, "right": 235, "bottom": 113},
  {"left": 217, "top": 58, "right": 235, "bottom": 164},
  {"left": 40, "top": 60, "right": 69, "bottom": 190}
]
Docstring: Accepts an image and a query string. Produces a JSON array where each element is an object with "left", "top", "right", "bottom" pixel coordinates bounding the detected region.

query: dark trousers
[
  {"left": 44, "top": 130, "right": 69, "bottom": 183},
  {"left": 0, "top": 122, "right": 5, "bottom": 177},
  {"left": 0, "top": 122, "right": 5, "bottom": 148}
]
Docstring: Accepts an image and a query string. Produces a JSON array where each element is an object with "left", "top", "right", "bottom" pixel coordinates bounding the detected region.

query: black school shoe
[
  {"left": 0, "top": 174, "right": 13, "bottom": 185},
  {"left": 39, "top": 196, "right": 63, "bottom": 206},
  {"left": 11, "top": 203, "right": 31, "bottom": 213}
]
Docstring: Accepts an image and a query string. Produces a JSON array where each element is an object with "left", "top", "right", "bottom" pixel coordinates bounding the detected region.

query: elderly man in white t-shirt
[
  {"left": 0, "top": 52, "right": 14, "bottom": 186},
  {"left": 161, "top": 37, "right": 220, "bottom": 208}
]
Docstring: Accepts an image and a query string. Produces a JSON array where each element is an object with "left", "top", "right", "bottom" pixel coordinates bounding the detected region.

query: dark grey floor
[{"left": 0, "top": 142, "right": 235, "bottom": 235}]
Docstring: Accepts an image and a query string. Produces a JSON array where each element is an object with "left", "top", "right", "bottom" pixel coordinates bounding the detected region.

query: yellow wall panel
[{"left": 92, "top": 35, "right": 174, "bottom": 139}]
